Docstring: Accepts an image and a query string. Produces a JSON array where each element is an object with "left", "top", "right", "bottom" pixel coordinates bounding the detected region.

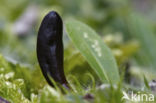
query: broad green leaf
[{"left": 65, "top": 20, "right": 120, "bottom": 84}]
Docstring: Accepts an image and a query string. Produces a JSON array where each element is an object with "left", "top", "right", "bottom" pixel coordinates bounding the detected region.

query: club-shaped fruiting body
[{"left": 37, "top": 11, "right": 68, "bottom": 88}]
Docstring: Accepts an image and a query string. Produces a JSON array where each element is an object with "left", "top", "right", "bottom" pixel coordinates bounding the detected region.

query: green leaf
[
  {"left": 65, "top": 19, "right": 120, "bottom": 84},
  {"left": 143, "top": 75, "right": 150, "bottom": 90}
]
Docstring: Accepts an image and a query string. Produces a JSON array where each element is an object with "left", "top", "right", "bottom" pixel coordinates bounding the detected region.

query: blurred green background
[
  {"left": 0, "top": 0, "right": 156, "bottom": 103},
  {"left": 0, "top": 0, "right": 156, "bottom": 78}
]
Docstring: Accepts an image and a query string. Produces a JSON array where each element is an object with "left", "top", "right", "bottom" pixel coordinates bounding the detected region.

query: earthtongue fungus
[{"left": 37, "top": 11, "right": 69, "bottom": 89}]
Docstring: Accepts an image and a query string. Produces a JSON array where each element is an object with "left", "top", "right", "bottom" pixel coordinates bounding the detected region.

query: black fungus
[{"left": 37, "top": 11, "right": 69, "bottom": 88}]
